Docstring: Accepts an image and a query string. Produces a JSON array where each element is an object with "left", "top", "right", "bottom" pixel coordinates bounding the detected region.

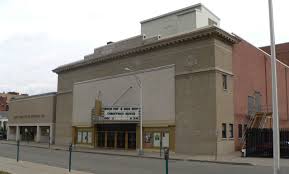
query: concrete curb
[
  {"left": 185, "top": 159, "right": 255, "bottom": 166},
  {"left": 0, "top": 141, "right": 59, "bottom": 150},
  {"left": 71, "top": 149, "right": 255, "bottom": 166},
  {"left": 0, "top": 141, "right": 254, "bottom": 166}
]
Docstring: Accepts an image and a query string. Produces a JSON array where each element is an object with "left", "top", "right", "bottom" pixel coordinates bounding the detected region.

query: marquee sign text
[{"left": 103, "top": 107, "right": 140, "bottom": 121}]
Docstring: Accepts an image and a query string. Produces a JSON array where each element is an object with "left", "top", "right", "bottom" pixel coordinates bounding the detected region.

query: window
[
  {"left": 77, "top": 129, "right": 92, "bottom": 144},
  {"left": 40, "top": 127, "right": 50, "bottom": 136},
  {"left": 222, "top": 123, "right": 227, "bottom": 138},
  {"left": 238, "top": 124, "right": 243, "bottom": 138},
  {"left": 254, "top": 92, "right": 262, "bottom": 112},
  {"left": 144, "top": 132, "right": 153, "bottom": 148},
  {"left": 144, "top": 131, "right": 170, "bottom": 148},
  {"left": 3, "top": 121, "right": 7, "bottom": 131},
  {"left": 248, "top": 96, "right": 254, "bottom": 115},
  {"left": 208, "top": 18, "right": 217, "bottom": 26},
  {"left": 222, "top": 74, "right": 227, "bottom": 90},
  {"left": 229, "top": 124, "right": 234, "bottom": 138}
]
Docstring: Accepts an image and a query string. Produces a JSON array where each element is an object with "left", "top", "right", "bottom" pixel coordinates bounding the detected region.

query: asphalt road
[{"left": 0, "top": 143, "right": 288, "bottom": 174}]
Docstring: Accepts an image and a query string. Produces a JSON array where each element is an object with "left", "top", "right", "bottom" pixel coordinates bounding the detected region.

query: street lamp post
[
  {"left": 124, "top": 67, "right": 144, "bottom": 155},
  {"left": 268, "top": 0, "right": 280, "bottom": 174},
  {"left": 47, "top": 128, "right": 50, "bottom": 149}
]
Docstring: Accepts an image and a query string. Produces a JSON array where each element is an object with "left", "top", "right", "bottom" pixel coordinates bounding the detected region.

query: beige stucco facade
[
  {"left": 52, "top": 26, "right": 238, "bottom": 155},
  {"left": 72, "top": 66, "right": 175, "bottom": 127}
]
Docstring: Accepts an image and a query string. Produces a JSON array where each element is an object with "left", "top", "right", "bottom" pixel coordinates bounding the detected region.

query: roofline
[
  {"left": 53, "top": 26, "right": 240, "bottom": 74},
  {"left": 201, "top": 4, "right": 220, "bottom": 20},
  {"left": 259, "top": 41, "right": 289, "bottom": 49},
  {"left": 10, "top": 92, "right": 57, "bottom": 102},
  {"left": 232, "top": 33, "right": 289, "bottom": 69},
  {"left": 140, "top": 3, "right": 220, "bottom": 24}
]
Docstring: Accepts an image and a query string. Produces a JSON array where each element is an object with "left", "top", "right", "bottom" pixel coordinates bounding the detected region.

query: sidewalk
[
  {"left": 0, "top": 156, "right": 92, "bottom": 174},
  {"left": 1, "top": 140, "right": 288, "bottom": 167}
]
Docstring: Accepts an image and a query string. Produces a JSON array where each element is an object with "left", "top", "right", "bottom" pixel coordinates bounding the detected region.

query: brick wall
[
  {"left": 233, "top": 40, "right": 289, "bottom": 150},
  {"left": 0, "top": 97, "right": 8, "bottom": 111},
  {"left": 260, "top": 42, "right": 289, "bottom": 66}
]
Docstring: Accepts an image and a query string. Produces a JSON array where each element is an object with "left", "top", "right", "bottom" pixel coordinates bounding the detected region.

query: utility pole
[{"left": 268, "top": 0, "right": 280, "bottom": 173}]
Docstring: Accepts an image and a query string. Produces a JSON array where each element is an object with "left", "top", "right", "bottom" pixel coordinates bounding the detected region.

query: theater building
[
  {"left": 52, "top": 4, "right": 237, "bottom": 155},
  {"left": 7, "top": 93, "right": 56, "bottom": 144},
  {"left": 7, "top": 3, "right": 289, "bottom": 156}
]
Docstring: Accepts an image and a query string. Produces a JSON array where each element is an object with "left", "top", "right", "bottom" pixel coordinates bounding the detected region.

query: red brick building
[
  {"left": 261, "top": 42, "right": 289, "bottom": 66},
  {"left": 233, "top": 38, "right": 289, "bottom": 150},
  {"left": 0, "top": 96, "right": 8, "bottom": 111},
  {"left": 0, "top": 92, "right": 28, "bottom": 111}
]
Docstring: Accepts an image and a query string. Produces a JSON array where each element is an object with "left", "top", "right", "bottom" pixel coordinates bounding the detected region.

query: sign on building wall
[
  {"left": 14, "top": 114, "right": 45, "bottom": 119},
  {"left": 103, "top": 107, "right": 140, "bottom": 121}
]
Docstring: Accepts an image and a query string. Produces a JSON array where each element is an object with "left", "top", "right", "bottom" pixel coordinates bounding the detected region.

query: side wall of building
[{"left": 233, "top": 40, "right": 289, "bottom": 150}]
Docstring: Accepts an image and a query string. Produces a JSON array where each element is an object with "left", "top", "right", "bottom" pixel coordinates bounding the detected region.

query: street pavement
[
  {"left": 0, "top": 143, "right": 289, "bottom": 174},
  {"left": 0, "top": 156, "right": 92, "bottom": 174}
]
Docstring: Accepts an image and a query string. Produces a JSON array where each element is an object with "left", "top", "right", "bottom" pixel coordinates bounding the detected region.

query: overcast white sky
[{"left": 0, "top": 0, "right": 288, "bottom": 95}]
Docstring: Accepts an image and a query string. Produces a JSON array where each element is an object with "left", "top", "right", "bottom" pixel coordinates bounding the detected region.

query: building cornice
[
  {"left": 53, "top": 26, "right": 240, "bottom": 74},
  {"left": 74, "top": 64, "right": 175, "bottom": 86},
  {"left": 10, "top": 92, "right": 56, "bottom": 102},
  {"left": 176, "top": 67, "right": 234, "bottom": 77}
]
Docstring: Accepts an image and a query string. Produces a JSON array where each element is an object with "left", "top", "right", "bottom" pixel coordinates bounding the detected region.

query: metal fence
[{"left": 246, "top": 128, "right": 289, "bottom": 158}]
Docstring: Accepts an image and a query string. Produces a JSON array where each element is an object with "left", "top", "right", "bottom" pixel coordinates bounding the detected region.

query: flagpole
[{"left": 268, "top": 0, "right": 280, "bottom": 173}]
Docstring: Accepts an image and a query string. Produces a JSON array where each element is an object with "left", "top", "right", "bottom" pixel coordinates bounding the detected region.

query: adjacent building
[
  {"left": 0, "top": 97, "right": 8, "bottom": 111},
  {"left": 7, "top": 3, "right": 289, "bottom": 156},
  {"left": 0, "top": 92, "right": 28, "bottom": 111},
  {"left": 233, "top": 39, "right": 289, "bottom": 150},
  {"left": 261, "top": 42, "right": 289, "bottom": 66},
  {"left": 7, "top": 93, "right": 56, "bottom": 144}
]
